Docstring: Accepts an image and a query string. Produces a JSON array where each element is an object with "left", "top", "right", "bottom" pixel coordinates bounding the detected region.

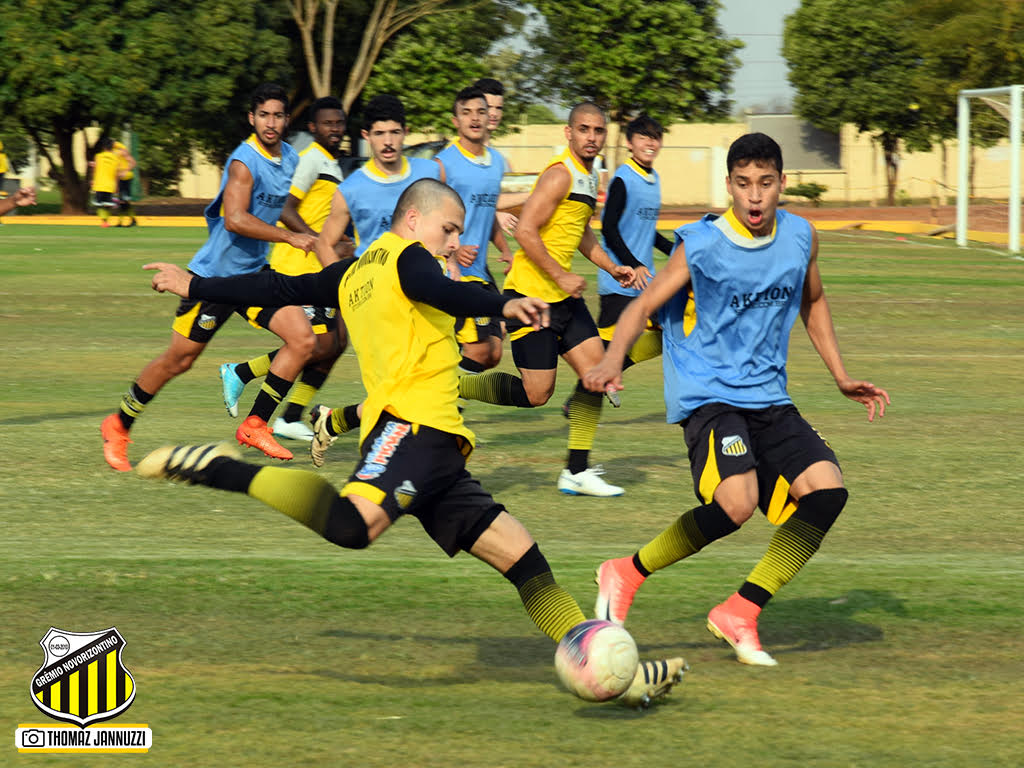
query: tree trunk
[
  {"left": 55, "top": 126, "right": 88, "bottom": 214},
  {"left": 881, "top": 132, "right": 899, "bottom": 207}
]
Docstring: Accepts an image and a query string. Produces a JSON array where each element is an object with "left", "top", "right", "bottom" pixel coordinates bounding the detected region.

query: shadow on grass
[{"left": 0, "top": 409, "right": 111, "bottom": 426}]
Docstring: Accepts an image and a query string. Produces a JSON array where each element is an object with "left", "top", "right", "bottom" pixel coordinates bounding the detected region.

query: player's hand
[
  {"left": 445, "top": 252, "right": 462, "bottom": 280},
  {"left": 613, "top": 264, "right": 637, "bottom": 288},
  {"left": 13, "top": 187, "right": 37, "bottom": 207},
  {"left": 837, "top": 378, "right": 890, "bottom": 422},
  {"left": 632, "top": 265, "right": 653, "bottom": 290},
  {"left": 502, "top": 297, "right": 549, "bottom": 330},
  {"left": 555, "top": 271, "right": 586, "bottom": 298},
  {"left": 496, "top": 211, "right": 518, "bottom": 235},
  {"left": 498, "top": 250, "right": 514, "bottom": 275},
  {"left": 143, "top": 262, "right": 192, "bottom": 297},
  {"left": 288, "top": 232, "right": 318, "bottom": 253},
  {"left": 582, "top": 357, "right": 624, "bottom": 395},
  {"left": 455, "top": 244, "right": 478, "bottom": 268},
  {"left": 333, "top": 233, "right": 355, "bottom": 260}
]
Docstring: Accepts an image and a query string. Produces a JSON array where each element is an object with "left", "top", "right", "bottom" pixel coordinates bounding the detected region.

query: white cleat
[
  {"left": 308, "top": 404, "right": 337, "bottom": 468},
  {"left": 557, "top": 466, "right": 624, "bottom": 497},
  {"left": 617, "top": 657, "right": 688, "bottom": 709},
  {"left": 272, "top": 416, "right": 314, "bottom": 442}
]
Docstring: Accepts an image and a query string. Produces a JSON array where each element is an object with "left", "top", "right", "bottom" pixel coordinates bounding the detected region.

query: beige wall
[{"left": 39, "top": 120, "right": 1022, "bottom": 207}]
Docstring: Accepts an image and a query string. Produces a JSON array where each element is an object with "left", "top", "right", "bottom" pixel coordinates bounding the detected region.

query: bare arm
[
  {"left": 222, "top": 160, "right": 317, "bottom": 252},
  {"left": 583, "top": 241, "right": 691, "bottom": 393},
  {"left": 315, "top": 188, "right": 352, "bottom": 268},
  {"left": 801, "top": 227, "right": 890, "bottom": 421},
  {"left": 277, "top": 193, "right": 315, "bottom": 236},
  {"left": 0, "top": 187, "right": 36, "bottom": 217},
  {"left": 491, "top": 215, "right": 514, "bottom": 274},
  {"left": 515, "top": 164, "right": 587, "bottom": 297},
  {"left": 579, "top": 224, "right": 638, "bottom": 289}
]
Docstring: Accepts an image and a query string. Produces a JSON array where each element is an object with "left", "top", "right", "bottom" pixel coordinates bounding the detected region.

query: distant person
[
  {"left": 113, "top": 140, "right": 138, "bottom": 227},
  {"left": 473, "top": 77, "right": 526, "bottom": 234},
  {"left": 90, "top": 137, "right": 119, "bottom": 228},
  {"left": 100, "top": 83, "right": 320, "bottom": 472},
  {"left": 586, "top": 133, "right": 890, "bottom": 666},
  {"left": 0, "top": 139, "right": 8, "bottom": 197}
]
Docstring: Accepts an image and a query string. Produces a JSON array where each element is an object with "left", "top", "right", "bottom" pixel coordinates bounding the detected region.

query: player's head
[
  {"left": 248, "top": 83, "right": 290, "bottom": 152},
  {"left": 625, "top": 114, "right": 663, "bottom": 166},
  {"left": 362, "top": 94, "right": 407, "bottom": 170},
  {"left": 725, "top": 133, "right": 787, "bottom": 236},
  {"left": 474, "top": 78, "right": 505, "bottom": 132},
  {"left": 566, "top": 101, "right": 607, "bottom": 163},
  {"left": 308, "top": 96, "right": 346, "bottom": 156},
  {"left": 96, "top": 136, "right": 115, "bottom": 153},
  {"left": 451, "top": 85, "right": 489, "bottom": 143},
  {"left": 392, "top": 178, "right": 465, "bottom": 257}
]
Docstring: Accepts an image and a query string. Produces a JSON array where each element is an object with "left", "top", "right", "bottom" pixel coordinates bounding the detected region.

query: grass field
[{"left": 1, "top": 224, "right": 1022, "bottom": 766}]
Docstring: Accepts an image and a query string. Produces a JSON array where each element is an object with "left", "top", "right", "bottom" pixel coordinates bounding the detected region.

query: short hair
[
  {"left": 363, "top": 94, "right": 406, "bottom": 129},
  {"left": 473, "top": 78, "right": 505, "bottom": 97},
  {"left": 727, "top": 133, "right": 783, "bottom": 175},
  {"left": 96, "top": 136, "right": 114, "bottom": 152},
  {"left": 393, "top": 178, "right": 465, "bottom": 222},
  {"left": 309, "top": 96, "right": 346, "bottom": 124},
  {"left": 626, "top": 114, "right": 663, "bottom": 141},
  {"left": 568, "top": 101, "right": 605, "bottom": 127},
  {"left": 250, "top": 83, "right": 290, "bottom": 114},
  {"left": 452, "top": 85, "right": 487, "bottom": 115}
]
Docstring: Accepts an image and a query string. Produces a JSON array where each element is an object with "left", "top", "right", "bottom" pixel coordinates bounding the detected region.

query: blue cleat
[{"left": 219, "top": 363, "right": 245, "bottom": 418}]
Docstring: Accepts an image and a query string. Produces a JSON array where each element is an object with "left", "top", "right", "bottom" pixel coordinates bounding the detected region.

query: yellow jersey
[
  {"left": 269, "top": 141, "right": 343, "bottom": 276},
  {"left": 113, "top": 141, "right": 134, "bottom": 181},
  {"left": 503, "top": 148, "right": 598, "bottom": 302},
  {"left": 91, "top": 150, "right": 119, "bottom": 194},
  {"left": 340, "top": 231, "right": 474, "bottom": 449}
]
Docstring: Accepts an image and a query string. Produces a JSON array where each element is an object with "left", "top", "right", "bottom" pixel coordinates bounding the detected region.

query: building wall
[{"left": 36, "top": 120, "right": 1022, "bottom": 207}]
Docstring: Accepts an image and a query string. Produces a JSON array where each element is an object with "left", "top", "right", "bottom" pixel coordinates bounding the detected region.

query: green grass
[{"left": 1, "top": 225, "right": 1022, "bottom": 766}]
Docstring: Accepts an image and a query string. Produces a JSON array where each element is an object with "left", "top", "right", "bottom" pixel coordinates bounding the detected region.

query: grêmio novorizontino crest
[{"left": 30, "top": 627, "right": 136, "bottom": 727}]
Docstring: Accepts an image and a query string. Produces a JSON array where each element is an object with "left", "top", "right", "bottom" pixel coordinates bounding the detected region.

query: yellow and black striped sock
[
  {"left": 118, "top": 383, "right": 154, "bottom": 430},
  {"left": 249, "top": 371, "right": 291, "bottom": 423},
  {"left": 458, "top": 369, "right": 533, "bottom": 406},
  {"left": 247, "top": 466, "right": 340, "bottom": 534},
  {"left": 740, "top": 488, "right": 848, "bottom": 607},
  {"left": 237, "top": 351, "right": 277, "bottom": 384},
  {"left": 328, "top": 403, "right": 361, "bottom": 435},
  {"left": 636, "top": 500, "right": 739, "bottom": 573},
  {"left": 627, "top": 329, "right": 662, "bottom": 365},
  {"left": 97, "top": 208, "right": 111, "bottom": 225},
  {"left": 282, "top": 368, "right": 327, "bottom": 422},
  {"left": 566, "top": 382, "right": 601, "bottom": 473},
  {"left": 504, "top": 543, "right": 586, "bottom": 642}
]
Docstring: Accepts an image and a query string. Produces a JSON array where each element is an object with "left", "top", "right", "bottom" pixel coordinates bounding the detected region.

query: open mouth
[{"left": 747, "top": 208, "right": 764, "bottom": 227}]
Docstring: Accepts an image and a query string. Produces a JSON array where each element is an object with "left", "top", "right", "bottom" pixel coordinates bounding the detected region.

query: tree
[
  {"left": 0, "top": 0, "right": 293, "bottom": 211},
  {"left": 522, "top": 0, "right": 742, "bottom": 165},
  {"left": 784, "top": 0, "right": 938, "bottom": 205},
  {"left": 362, "top": 2, "right": 525, "bottom": 134}
]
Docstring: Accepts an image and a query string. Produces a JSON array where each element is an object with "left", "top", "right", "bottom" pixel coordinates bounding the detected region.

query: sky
[{"left": 717, "top": 0, "right": 802, "bottom": 114}]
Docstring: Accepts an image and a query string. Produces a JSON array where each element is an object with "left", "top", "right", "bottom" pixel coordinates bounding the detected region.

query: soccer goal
[{"left": 956, "top": 85, "right": 1022, "bottom": 253}]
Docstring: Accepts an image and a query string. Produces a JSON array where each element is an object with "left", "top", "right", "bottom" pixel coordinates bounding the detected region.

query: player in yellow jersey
[
  {"left": 90, "top": 137, "right": 120, "bottom": 228},
  {"left": 458, "top": 102, "right": 638, "bottom": 496},
  {"left": 138, "top": 178, "right": 685, "bottom": 708},
  {"left": 217, "top": 97, "right": 354, "bottom": 442},
  {"left": 113, "top": 140, "right": 138, "bottom": 227}
]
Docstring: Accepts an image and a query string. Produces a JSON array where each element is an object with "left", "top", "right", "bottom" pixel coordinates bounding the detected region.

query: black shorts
[
  {"left": 245, "top": 303, "right": 339, "bottom": 335},
  {"left": 341, "top": 414, "right": 504, "bottom": 557},
  {"left": 92, "top": 191, "right": 117, "bottom": 208},
  {"left": 171, "top": 270, "right": 272, "bottom": 343},
  {"left": 682, "top": 403, "right": 839, "bottom": 524},
  {"left": 504, "top": 291, "right": 598, "bottom": 370},
  {"left": 456, "top": 281, "right": 503, "bottom": 344},
  {"left": 117, "top": 179, "right": 132, "bottom": 202}
]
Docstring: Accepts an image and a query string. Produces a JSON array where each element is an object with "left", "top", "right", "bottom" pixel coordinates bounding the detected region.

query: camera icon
[{"left": 21, "top": 729, "right": 46, "bottom": 747}]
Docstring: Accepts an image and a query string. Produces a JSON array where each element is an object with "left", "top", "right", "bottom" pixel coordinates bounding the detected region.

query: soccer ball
[{"left": 554, "top": 619, "right": 639, "bottom": 702}]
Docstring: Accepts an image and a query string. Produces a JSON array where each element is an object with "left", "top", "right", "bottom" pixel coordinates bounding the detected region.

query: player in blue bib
[
  {"left": 317, "top": 94, "right": 440, "bottom": 260},
  {"left": 101, "top": 84, "right": 321, "bottom": 471},
  {"left": 435, "top": 85, "right": 514, "bottom": 373},
  {"left": 585, "top": 132, "right": 890, "bottom": 666}
]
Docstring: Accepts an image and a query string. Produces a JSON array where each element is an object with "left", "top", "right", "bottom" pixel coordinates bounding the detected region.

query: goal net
[{"left": 957, "top": 85, "right": 1022, "bottom": 253}]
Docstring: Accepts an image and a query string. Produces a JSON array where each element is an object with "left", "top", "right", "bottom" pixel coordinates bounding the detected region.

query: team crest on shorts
[
  {"left": 720, "top": 435, "right": 748, "bottom": 457},
  {"left": 394, "top": 480, "right": 417, "bottom": 509},
  {"left": 30, "top": 627, "right": 136, "bottom": 727},
  {"left": 198, "top": 313, "right": 217, "bottom": 331}
]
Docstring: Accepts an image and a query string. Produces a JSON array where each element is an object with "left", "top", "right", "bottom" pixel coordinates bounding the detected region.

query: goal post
[{"left": 957, "top": 85, "right": 1022, "bottom": 253}]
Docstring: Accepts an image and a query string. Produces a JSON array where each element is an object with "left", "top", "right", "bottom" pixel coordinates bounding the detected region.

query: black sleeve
[
  {"left": 396, "top": 245, "right": 510, "bottom": 317},
  {"left": 601, "top": 177, "right": 644, "bottom": 270},
  {"left": 655, "top": 231, "right": 674, "bottom": 256},
  {"left": 189, "top": 259, "right": 353, "bottom": 309}
]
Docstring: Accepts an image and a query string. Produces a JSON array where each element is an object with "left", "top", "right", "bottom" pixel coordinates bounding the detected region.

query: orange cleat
[
  {"left": 236, "top": 415, "right": 293, "bottom": 460},
  {"left": 594, "top": 556, "right": 646, "bottom": 626},
  {"left": 707, "top": 595, "right": 778, "bottom": 667},
  {"left": 101, "top": 413, "right": 133, "bottom": 472}
]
